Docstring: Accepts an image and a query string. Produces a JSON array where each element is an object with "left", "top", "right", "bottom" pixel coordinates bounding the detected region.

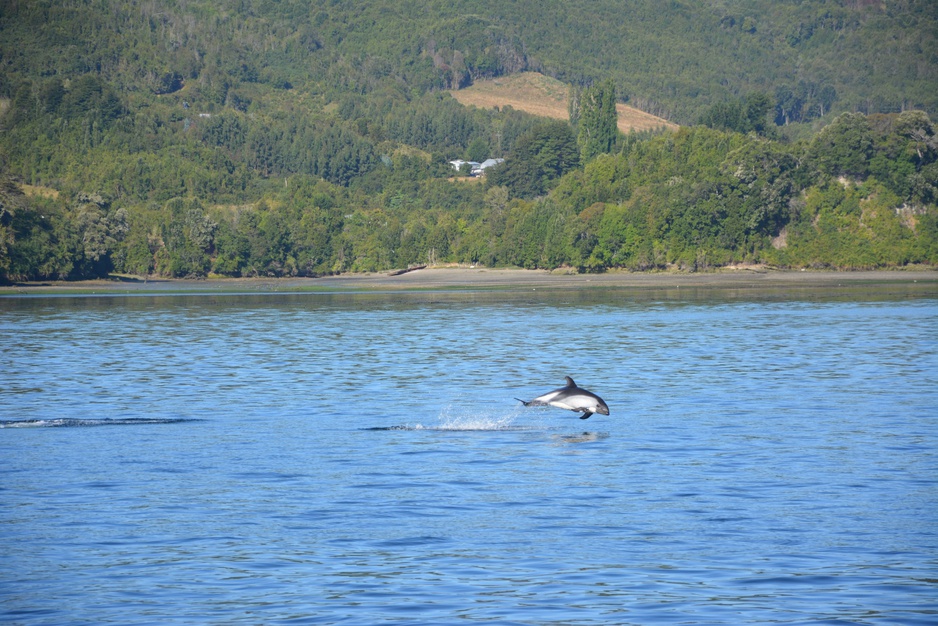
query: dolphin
[{"left": 516, "top": 376, "right": 610, "bottom": 420}]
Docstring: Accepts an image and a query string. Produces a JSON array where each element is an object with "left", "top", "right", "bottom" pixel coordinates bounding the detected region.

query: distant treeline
[
  {"left": 1, "top": 0, "right": 933, "bottom": 124},
  {"left": 3, "top": 109, "right": 936, "bottom": 282},
  {"left": 1, "top": 0, "right": 936, "bottom": 282}
]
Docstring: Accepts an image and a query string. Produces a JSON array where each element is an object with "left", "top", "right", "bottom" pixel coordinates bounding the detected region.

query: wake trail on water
[
  {"left": 0, "top": 417, "right": 200, "bottom": 428},
  {"left": 364, "top": 402, "right": 539, "bottom": 432}
]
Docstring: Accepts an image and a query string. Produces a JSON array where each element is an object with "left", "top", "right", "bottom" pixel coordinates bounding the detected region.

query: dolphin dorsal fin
[{"left": 564, "top": 376, "right": 577, "bottom": 388}]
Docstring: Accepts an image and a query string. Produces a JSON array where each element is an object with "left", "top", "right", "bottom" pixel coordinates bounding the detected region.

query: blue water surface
[{"left": 1, "top": 288, "right": 936, "bottom": 624}]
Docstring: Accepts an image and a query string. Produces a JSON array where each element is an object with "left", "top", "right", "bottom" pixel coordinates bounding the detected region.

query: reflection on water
[{"left": 1, "top": 289, "right": 936, "bottom": 624}]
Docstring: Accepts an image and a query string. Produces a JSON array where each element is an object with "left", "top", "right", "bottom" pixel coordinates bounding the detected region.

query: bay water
[{"left": 1, "top": 286, "right": 936, "bottom": 624}]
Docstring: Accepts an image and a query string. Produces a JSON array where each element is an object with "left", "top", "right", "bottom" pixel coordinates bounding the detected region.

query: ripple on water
[{"left": 1, "top": 293, "right": 936, "bottom": 625}]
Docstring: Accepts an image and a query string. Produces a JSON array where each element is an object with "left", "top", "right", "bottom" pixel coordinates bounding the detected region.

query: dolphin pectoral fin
[{"left": 579, "top": 411, "right": 593, "bottom": 420}]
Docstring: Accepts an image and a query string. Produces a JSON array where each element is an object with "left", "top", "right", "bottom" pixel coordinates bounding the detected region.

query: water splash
[{"left": 434, "top": 402, "right": 524, "bottom": 431}]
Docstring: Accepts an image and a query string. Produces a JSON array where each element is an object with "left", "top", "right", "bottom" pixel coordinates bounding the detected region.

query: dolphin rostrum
[{"left": 516, "top": 376, "right": 610, "bottom": 420}]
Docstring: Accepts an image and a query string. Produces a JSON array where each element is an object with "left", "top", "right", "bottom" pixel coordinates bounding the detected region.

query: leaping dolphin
[{"left": 516, "top": 376, "right": 610, "bottom": 420}]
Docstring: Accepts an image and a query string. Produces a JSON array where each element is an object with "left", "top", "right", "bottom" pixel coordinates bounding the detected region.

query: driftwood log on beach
[{"left": 387, "top": 265, "right": 427, "bottom": 276}]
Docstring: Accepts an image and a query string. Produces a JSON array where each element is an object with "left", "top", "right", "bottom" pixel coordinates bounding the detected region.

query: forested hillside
[{"left": 1, "top": 0, "right": 936, "bottom": 282}]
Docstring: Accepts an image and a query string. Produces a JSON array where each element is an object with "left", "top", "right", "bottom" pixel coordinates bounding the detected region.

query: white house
[
  {"left": 474, "top": 158, "right": 505, "bottom": 175},
  {"left": 449, "top": 159, "right": 479, "bottom": 173},
  {"left": 450, "top": 158, "right": 504, "bottom": 176}
]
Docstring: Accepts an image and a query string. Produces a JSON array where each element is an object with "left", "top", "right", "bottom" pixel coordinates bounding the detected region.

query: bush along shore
[{"left": 3, "top": 112, "right": 937, "bottom": 284}]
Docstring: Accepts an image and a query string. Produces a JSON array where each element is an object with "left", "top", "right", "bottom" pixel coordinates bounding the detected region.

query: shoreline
[{"left": 2, "top": 267, "right": 937, "bottom": 296}]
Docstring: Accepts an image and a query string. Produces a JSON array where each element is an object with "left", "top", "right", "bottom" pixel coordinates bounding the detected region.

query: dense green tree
[
  {"left": 159, "top": 198, "right": 216, "bottom": 277},
  {"left": 487, "top": 121, "right": 580, "bottom": 198},
  {"left": 576, "top": 81, "right": 619, "bottom": 161},
  {"left": 71, "top": 193, "right": 126, "bottom": 277},
  {"left": 61, "top": 75, "right": 123, "bottom": 125},
  {"left": 774, "top": 82, "right": 837, "bottom": 126},
  {"left": 0, "top": 174, "right": 27, "bottom": 283},
  {"left": 700, "top": 93, "right": 773, "bottom": 136},
  {"left": 466, "top": 136, "right": 490, "bottom": 162},
  {"left": 1, "top": 188, "right": 82, "bottom": 282},
  {"left": 809, "top": 112, "right": 873, "bottom": 179}
]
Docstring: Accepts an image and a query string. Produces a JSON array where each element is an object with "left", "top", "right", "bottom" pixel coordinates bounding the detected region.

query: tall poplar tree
[{"left": 576, "top": 81, "right": 618, "bottom": 161}]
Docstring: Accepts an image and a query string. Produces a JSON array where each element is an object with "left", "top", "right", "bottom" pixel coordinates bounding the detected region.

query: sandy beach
[{"left": 2, "top": 267, "right": 937, "bottom": 295}]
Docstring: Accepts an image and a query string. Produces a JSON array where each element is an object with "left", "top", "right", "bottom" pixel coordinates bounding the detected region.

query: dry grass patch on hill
[
  {"left": 451, "top": 72, "right": 678, "bottom": 133},
  {"left": 20, "top": 184, "right": 60, "bottom": 200}
]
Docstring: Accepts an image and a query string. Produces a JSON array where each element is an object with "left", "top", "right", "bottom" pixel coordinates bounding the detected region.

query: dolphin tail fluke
[
  {"left": 579, "top": 411, "right": 593, "bottom": 420},
  {"left": 515, "top": 398, "right": 531, "bottom": 406}
]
